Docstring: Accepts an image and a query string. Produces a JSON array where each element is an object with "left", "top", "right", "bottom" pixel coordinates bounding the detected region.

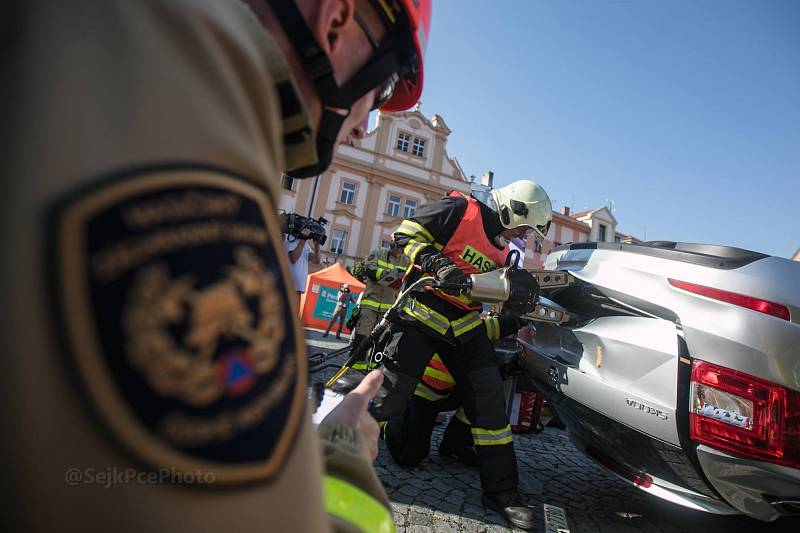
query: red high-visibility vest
[{"left": 431, "top": 191, "right": 509, "bottom": 309}]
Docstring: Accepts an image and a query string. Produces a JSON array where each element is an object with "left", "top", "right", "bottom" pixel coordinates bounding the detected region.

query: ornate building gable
[{"left": 279, "top": 110, "right": 470, "bottom": 267}]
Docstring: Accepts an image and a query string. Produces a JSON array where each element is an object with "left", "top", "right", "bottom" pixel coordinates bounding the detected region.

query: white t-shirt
[{"left": 284, "top": 236, "right": 312, "bottom": 292}]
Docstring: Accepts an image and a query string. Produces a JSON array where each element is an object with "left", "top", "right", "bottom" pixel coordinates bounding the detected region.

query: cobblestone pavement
[{"left": 306, "top": 330, "right": 798, "bottom": 533}]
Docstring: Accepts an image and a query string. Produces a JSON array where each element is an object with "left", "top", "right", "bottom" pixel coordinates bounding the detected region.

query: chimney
[
  {"left": 561, "top": 206, "right": 570, "bottom": 216},
  {"left": 480, "top": 171, "right": 494, "bottom": 188}
]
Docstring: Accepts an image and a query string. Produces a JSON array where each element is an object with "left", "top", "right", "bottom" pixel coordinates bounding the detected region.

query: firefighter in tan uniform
[
  {"left": 1, "top": 0, "right": 430, "bottom": 532},
  {"left": 350, "top": 240, "right": 410, "bottom": 370}
]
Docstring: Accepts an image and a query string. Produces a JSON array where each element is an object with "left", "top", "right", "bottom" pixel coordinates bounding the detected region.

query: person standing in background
[
  {"left": 285, "top": 233, "right": 321, "bottom": 309},
  {"left": 324, "top": 283, "right": 355, "bottom": 339}
]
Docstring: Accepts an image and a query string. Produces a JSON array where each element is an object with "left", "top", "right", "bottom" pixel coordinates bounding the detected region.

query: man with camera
[
  {"left": 4, "top": 0, "right": 431, "bottom": 531},
  {"left": 284, "top": 218, "right": 323, "bottom": 309}
]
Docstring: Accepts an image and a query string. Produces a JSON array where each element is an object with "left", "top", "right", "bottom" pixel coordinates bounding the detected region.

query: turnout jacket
[
  {"left": 360, "top": 248, "right": 411, "bottom": 313},
  {"left": 393, "top": 192, "right": 512, "bottom": 343}
]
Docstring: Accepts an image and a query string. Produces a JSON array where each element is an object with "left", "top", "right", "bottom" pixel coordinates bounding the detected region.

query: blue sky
[{"left": 388, "top": 0, "right": 799, "bottom": 257}]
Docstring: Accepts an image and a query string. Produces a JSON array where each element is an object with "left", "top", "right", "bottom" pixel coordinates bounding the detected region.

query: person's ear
[{"left": 313, "top": 0, "right": 356, "bottom": 57}]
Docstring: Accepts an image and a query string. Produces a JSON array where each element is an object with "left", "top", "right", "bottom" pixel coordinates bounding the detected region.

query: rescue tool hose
[{"left": 324, "top": 277, "right": 439, "bottom": 388}]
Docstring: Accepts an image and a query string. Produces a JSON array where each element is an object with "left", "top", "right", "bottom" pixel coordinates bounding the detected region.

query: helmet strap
[
  {"left": 268, "top": 0, "right": 404, "bottom": 178},
  {"left": 288, "top": 107, "right": 347, "bottom": 179}
]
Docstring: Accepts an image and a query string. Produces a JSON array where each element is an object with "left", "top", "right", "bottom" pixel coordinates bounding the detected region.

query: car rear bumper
[{"left": 696, "top": 445, "right": 800, "bottom": 521}]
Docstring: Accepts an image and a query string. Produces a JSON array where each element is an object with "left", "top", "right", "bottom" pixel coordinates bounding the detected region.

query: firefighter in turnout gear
[
  {"left": 368, "top": 180, "right": 552, "bottom": 530},
  {"left": 383, "top": 314, "right": 522, "bottom": 468},
  {"left": 350, "top": 239, "right": 411, "bottom": 371}
]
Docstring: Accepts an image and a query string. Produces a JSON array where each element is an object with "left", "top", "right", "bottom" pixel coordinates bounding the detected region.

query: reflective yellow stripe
[
  {"left": 484, "top": 317, "right": 500, "bottom": 340},
  {"left": 451, "top": 312, "right": 483, "bottom": 337},
  {"left": 455, "top": 407, "right": 471, "bottom": 425},
  {"left": 432, "top": 289, "right": 476, "bottom": 308},
  {"left": 352, "top": 361, "right": 369, "bottom": 371},
  {"left": 401, "top": 300, "right": 449, "bottom": 335},
  {"left": 471, "top": 425, "right": 513, "bottom": 446},
  {"left": 324, "top": 476, "right": 396, "bottom": 533},
  {"left": 375, "top": 267, "right": 385, "bottom": 280},
  {"left": 404, "top": 241, "right": 426, "bottom": 262},
  {"left": 379, "top": 421, "right": 388, "bottom": 440},
  {"left": 376, "top": 259, "right": 398, "bottom": 269},
  {"left": 360, "top": 299, "right": 392, "bottom": 311},
  {"left": 397, "top": 219, "right": 435, "bottom": 243},
  {"left": 414, "top": 383, "right": 450, "bottom": 402},
  {"left": 423, "top": 366, "right": 455, "bottom": 385}
]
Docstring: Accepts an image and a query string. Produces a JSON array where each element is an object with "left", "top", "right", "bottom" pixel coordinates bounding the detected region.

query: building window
[
  {"left": 598, "top": 224, "right": 607, "bottom": 242},
  {"left": 534, "top": 241, "right": 542, "bottom": 253},
  {"left": 387, "top": 194, "right": 401, "bottom": 217},
  {"left": 403, "top": 199, "right": 417, "bottom": 218},
  {"left": 412, "top": 137, "right": 426, "bottom": 157},
  {"left": 396, "top": 132, "right": 411, "bottom": 152},
  {"left": 330, "top": 230, "right": 347, "bottom": 255},
  {"left": 614, "top": 235, "right": 621, "bottom": 243},
  {"left": 339, "top": 182, "right": 356, "bottom": 205},
  {"left": 280, "top": 174, "right": 297, "bottom": 192}
]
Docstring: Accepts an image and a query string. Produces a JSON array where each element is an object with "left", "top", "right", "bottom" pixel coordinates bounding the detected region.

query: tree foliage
[{"left": 347, "top": 259, "right": 367, "bottom": 283}]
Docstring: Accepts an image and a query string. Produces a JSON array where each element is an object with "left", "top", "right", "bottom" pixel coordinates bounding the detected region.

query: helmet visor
[{"left": 533, "top": 221, "right": 551, "bottom": 242}]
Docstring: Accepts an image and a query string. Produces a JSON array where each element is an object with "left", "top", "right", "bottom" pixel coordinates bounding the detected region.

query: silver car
[{"left": 517, "top": 241, "right": 800, "bottom": 522}]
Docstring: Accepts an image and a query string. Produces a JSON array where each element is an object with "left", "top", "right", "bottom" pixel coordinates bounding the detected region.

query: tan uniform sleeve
[{"left": 317, "top": 425, "right": 393, "bottom": 532}]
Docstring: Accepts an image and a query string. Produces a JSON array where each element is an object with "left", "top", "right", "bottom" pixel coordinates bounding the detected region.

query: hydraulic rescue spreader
[{"left": 325, "top": 266, "right": 575, "bottom": 388}]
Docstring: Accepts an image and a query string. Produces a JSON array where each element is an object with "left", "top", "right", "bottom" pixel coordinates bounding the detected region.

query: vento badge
[{"left": 52, "top": 167, "right": 306, "bottom": 484}]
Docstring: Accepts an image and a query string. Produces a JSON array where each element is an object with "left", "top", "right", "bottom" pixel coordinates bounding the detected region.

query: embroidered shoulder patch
[{"left": 51, "top": 166, "right": 306, "bottom": 484}]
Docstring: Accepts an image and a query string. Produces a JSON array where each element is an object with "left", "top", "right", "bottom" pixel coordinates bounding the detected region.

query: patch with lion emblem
[{"left": 51, "top": 166, "right": 306, "bottom": 484}]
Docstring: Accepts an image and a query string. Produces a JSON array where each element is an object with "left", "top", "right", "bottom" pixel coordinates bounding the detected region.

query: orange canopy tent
[{"left": 300, "top": 263, "right": 365, "bottom": 332}]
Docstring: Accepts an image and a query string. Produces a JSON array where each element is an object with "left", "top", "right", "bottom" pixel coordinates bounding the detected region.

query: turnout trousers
[
  {"left": 383, "top": 390, "right": 472, "bottom": 467},
  {"left": 370, "top": 322, "right": 518, "bottom": 494}
]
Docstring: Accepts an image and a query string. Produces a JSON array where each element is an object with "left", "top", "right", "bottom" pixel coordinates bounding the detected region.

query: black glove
[
  {"left": 497, "top": 315, "right": 524, "bottom": 337},
  {"left": 502, "top": 268, "right": 540, "bottom": 317},
  {"left": 419, "top": 254, "right": 468, "bottom": 295},
  {"left": 345, "top": 305, "right": 361, "bottom": 330}
]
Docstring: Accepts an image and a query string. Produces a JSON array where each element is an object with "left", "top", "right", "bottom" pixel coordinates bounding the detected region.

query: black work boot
[
  {"left": 438, "top": 441, "right": 478, "bottom": 467},
  {"left": 329, "top": 370, "right": 365, "bottom": 395},
  {"left": 481, "top": 488, "right": 535, "bottom": 530}
]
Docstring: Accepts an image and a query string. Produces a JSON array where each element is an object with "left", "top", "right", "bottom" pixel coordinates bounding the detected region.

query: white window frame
[
  {"left": 412, "top": 137, "right": 426, "bottom": 157},
  {"left": 396, "top": 132, "right": 411, "bottom": 152},
  {"left": 339, "top": 181, "right": 356, "bottom": 205},
  {"left": 403, "top": 198, "right": 417, "bottom": 219},
  {"left": 387, "top": 194, "right": 401, "bottom": 217},
  {"left": 330, "top": 229, "right": 347, "bottom": 255}
]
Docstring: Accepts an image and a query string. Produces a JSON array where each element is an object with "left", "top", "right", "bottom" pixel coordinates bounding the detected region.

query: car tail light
[
  {"left": 690, "top": 360, "right": 800, "bottom": 469},
  {"left": 668, "top": 279, "right": 790, "bottom": 321}
]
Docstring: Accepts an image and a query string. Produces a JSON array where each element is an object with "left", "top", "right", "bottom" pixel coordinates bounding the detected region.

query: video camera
[{"left": 280, "top": 212, "right": 328, "bottom": 245}]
